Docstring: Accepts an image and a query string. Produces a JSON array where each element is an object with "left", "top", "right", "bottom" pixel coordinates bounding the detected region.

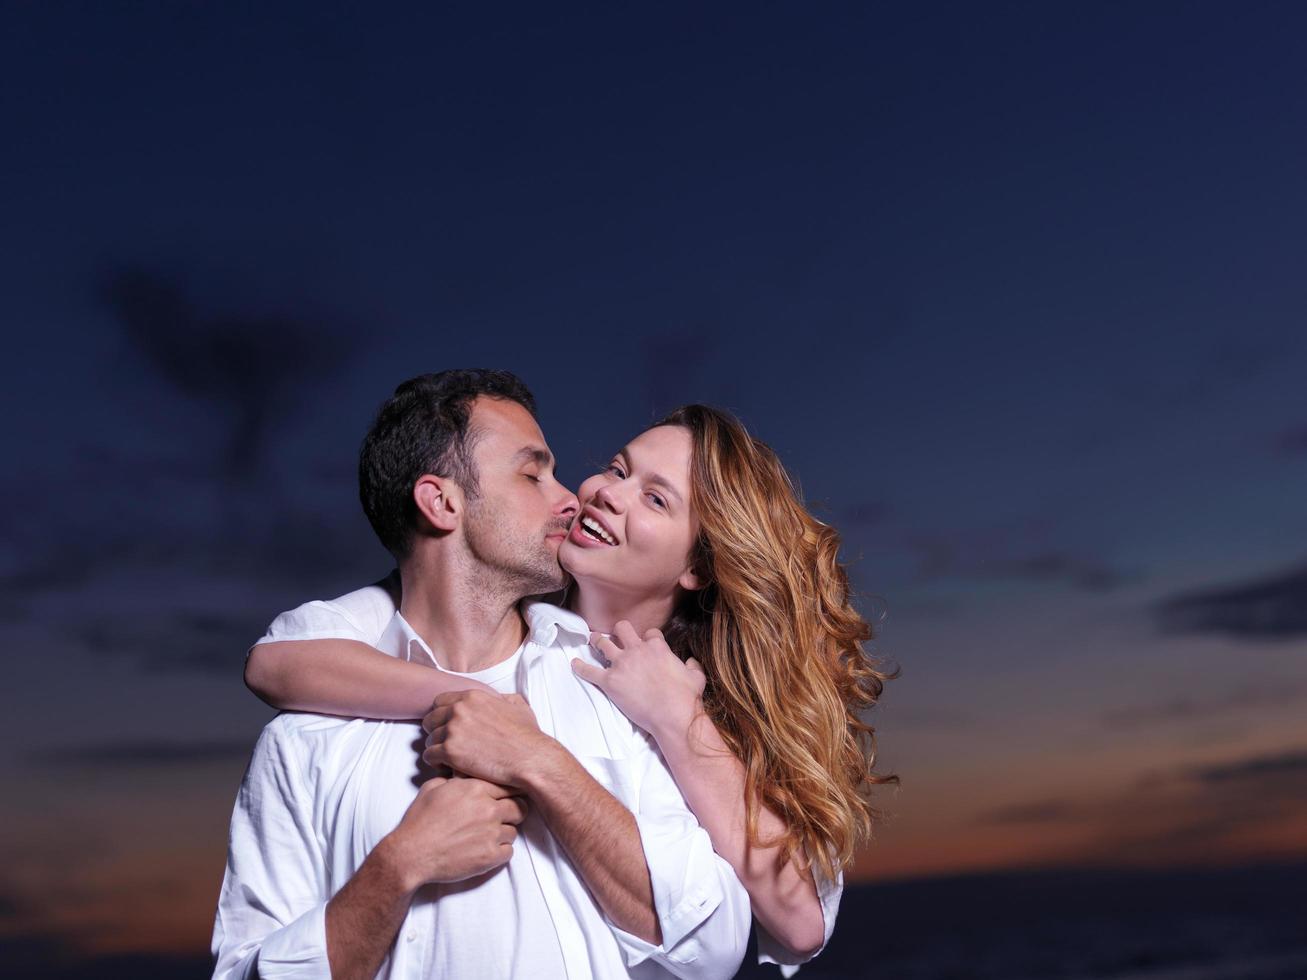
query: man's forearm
[
  {"left": 523, "top": 743, "right": 661, "bottom": 944},
  {"left": 325, "top": 836, "right": 417, "bottom": 979}
]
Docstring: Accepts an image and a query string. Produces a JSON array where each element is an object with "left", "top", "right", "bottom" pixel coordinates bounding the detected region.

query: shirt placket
[{"left": 514, "top": 644, "right": 593, "bottom": 980}]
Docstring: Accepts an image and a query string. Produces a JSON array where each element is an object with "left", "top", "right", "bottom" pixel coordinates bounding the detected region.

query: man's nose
[{"left": 555, "top": 486, "right": 579, "bottom": 517}]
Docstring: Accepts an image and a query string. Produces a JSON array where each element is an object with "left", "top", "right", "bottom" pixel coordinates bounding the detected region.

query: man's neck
[
  {"left": 397, "top": 552, "right": 527, "bottom": 673},
  {"left": 569, "top": 582, "right": 676, "bottom": 637}
]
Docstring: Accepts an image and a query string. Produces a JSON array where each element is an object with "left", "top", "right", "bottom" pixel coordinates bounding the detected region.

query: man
[{"left": 212, "top": 370, "right": 750, "bottom": 979}]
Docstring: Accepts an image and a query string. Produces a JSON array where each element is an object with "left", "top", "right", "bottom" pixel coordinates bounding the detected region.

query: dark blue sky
[{"left": 2, "top": 1, "right": 1305, "bottom": 966}]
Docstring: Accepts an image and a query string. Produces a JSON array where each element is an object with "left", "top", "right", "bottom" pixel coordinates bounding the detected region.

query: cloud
[
  {"left": 982, "top": 552, "right": 1126, "bottom": 591},
  {"left": 976, "top": 800, "right": 1077, "bottom": 826},
  {"left": 29, "top": 739, "right": 254, "bottom": 768},
  {"left": 67, "top": 608, "right": 270, "bottom": 674},
  {"left": 905, "top": 532, "right": 1130, "bottom": 592},
  {"left": 1102, "top": 681, "right": 1307, "bottom": 728},
  {"left": 1188, "top": 749, "right": 1307, "bottom": 786},
  {"left": 1154, "top": 563, "right": 1307, "bottom": 639},
  {"left": 882, "top": 705, "right": 975, "bottom": 731},
  {"left": 972, "top": 744, "right": 1307, "bottom": 867},
  {"left": 101, "top": 267, "right": 355, "bottom": 480},
  {"left": 3, "top": 266, "right": 376, "bottom": 611}
]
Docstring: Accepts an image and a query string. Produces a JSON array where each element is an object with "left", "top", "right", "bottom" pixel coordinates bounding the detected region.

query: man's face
[{"left": 459, "top": 396, "right": 578, "bottom": 596}]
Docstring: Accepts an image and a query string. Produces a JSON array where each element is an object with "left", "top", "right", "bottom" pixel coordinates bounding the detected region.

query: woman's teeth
[{"left": 580, "top": 516, "right": 617, "bottom": 545}]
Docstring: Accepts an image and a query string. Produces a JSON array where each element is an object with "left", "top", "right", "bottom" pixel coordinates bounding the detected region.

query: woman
[{"left": 245, "top": 405, "right": 896, "bottom": 969}]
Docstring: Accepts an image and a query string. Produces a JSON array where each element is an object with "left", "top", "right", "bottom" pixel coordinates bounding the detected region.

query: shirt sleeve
[
  {"left": 250, "top": 574, "right": 399, "bottom": 652},
  {"left": 755, "top": 865, "right": 844, "bottom": 976},
  {"left": 607, "top": 729, "right": 752, "bottom": 980},
  {"left": 211, "top": 722, "right": 333, "bottom": 980}
]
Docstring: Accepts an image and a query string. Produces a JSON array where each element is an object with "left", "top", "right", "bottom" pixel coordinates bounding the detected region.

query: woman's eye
[
  {"left": 524, "top": 474, "right": 542, "bottom": 483},
  {"left": 648, "top": 493, "right": 666, "bottom": 509},
  {"left": 607, "top": 464, "right": 627, "bottom": 479}
]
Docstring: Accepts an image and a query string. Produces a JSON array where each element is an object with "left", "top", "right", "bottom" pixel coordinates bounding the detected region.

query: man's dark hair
[{"left": 359, "top": 369, "right": 537, "bottom": 558}]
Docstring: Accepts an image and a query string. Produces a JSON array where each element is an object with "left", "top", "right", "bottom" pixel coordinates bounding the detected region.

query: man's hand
[
  {"left": 381, "top": 776, "right": 527, "bottom": 890},
  {"left": 421, "top": 690, "right": 560, "bottom": 789}
]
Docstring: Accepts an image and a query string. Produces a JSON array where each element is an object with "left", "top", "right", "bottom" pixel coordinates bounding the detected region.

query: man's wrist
[
  {"left": 371, "top": 831, "right": 425, "bottom": 896},
  {"left": 517, "top": 735, "right": 574, "bottom": 799}
]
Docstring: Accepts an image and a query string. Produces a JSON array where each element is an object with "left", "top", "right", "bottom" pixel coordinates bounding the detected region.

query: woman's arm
[
  {"left": 575, "top": 623, "right": 827, "bottom": 958},
  {"left": 654, "top": 710, "right": 827, "bottom": 957},
  {"left": 246, "top": 639, "right": 492, "bottom": 720}
]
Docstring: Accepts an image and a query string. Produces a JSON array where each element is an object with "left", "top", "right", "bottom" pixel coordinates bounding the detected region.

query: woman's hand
[{"left": 572, "top": 620, "right": 706, "bottom": 739}]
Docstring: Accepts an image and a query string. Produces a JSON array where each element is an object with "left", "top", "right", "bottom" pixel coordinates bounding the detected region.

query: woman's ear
[
  {"left": 678, "top": 563, "right": 704, "bottom": 592},
  {"left": 413, "top": 474, "right": 461, "bottom": 533}
]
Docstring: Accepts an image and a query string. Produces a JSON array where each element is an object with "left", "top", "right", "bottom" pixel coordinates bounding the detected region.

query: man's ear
[{"left": 413, "top": 475, "right": 462, "bottom": 533}]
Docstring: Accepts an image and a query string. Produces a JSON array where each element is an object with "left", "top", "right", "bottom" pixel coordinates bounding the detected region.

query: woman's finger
[
  {"left": 643, "top": 627, "right": 665, "bottom": 644},
  {"left": 590, "top": 632, "right": 624, "bottom": 662},
  {"left": 685, "top": 656, "right": 704, "bottom": 675},
  {"left": 571, "top": 658, "right": 608, "bottom": 688},
  {"left": 613, "top": 620, "right": 642, "bottom": 648}
]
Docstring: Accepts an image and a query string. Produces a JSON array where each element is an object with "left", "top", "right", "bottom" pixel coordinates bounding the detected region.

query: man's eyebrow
[
  {"left": 513, "top": 446, "right": 554, "bottom": 468},
  {"left": 619, "top": 448, "right": 683, "bottom": 504}
]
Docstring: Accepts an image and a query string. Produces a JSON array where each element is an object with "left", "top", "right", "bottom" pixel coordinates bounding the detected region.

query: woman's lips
[{"left": 568, "top": 518, "right": 615, "bottom": 548}]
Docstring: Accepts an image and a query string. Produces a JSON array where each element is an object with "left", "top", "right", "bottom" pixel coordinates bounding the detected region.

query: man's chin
[{"left": 526, "top": 582, "right": 571, "bottom": 606}]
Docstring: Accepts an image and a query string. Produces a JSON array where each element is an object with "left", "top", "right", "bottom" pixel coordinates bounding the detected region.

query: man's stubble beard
[{"left": 462, "top": 494, "right": 569, "bottom": 600}]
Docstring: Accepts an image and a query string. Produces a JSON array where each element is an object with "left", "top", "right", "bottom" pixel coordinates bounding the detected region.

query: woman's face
[{"left": 560, "top": 425, "right": 702, "bottom": 600}]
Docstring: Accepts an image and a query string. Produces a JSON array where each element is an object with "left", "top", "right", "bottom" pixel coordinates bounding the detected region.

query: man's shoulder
[
  {"left": 257, "top": 573, "right": 400, "bottom": 647},
  {"left": 255, "top": 711, "right": 397, "bottom": 760},
  {"left": 324, "top": 571, "right": 401, "bottom": 635}
]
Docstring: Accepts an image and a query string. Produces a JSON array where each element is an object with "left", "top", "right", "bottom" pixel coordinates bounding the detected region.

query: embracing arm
[
  {"left": 422, "top": 691, "right": 660, "bottom": 943},
  {"left": 213, "top": 721, "right": 524, "bottom": 980},
  {"left": 245, "top": 638, "right": 488, "bottom": 719},
  {"left": 579, "top": 623, "right": 828, "bottom": 959},
  {"left": 653, "top": 710, "right": 826, "bottom": 957},
  {"left": 525, "top": 740, "right": 662, "bottom": 943}
]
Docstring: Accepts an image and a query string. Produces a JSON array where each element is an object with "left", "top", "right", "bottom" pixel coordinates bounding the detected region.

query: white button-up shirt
[{"left": 212, "top": 596, "right": 752, "bottom": 980}]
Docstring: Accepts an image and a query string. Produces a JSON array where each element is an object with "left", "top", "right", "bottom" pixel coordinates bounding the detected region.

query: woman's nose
[{"left": 592, "top": 481, "right": 624, "bottom": 512}]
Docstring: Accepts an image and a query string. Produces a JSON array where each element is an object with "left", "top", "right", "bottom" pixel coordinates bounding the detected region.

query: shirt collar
[
  {"left": 377, "top": 611, "right": 439, "bottom": 667},
  {"left": 379, "top": 606, "right": 581, "bottom": 666},
  {"left": 522, "top": 601, "right": 590, "bottom": 648}
]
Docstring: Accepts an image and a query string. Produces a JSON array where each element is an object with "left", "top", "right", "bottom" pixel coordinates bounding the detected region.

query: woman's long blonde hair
[{"left": 658, "top": 405, "right": 897, "bottom": 882}]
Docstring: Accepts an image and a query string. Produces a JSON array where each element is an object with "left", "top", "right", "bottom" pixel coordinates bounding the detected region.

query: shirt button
[{"left": 406, "top": 931, "right": 416, "bottom": 942}]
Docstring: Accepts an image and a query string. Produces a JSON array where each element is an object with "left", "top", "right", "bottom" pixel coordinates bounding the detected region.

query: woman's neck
[{"left": 568, "top": 581, "right": 676, "bottom": 636}]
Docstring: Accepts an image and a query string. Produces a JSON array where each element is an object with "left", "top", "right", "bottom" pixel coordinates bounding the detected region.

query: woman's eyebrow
[{"left": 620, "top": 448, "right": 683, "bottom": 504}]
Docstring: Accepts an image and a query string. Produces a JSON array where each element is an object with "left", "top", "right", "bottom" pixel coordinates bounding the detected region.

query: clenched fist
[
  {"left": 422, "top": 689, "right": 562, "bottom": 790},
  {"left": 383, "top": 776, "right": 527, "bottom": 889}
]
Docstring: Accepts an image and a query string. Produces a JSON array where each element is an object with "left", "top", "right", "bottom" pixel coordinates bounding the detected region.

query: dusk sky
[{"left": 3, "top": 2, "right": 1305, "bottom": 974}]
